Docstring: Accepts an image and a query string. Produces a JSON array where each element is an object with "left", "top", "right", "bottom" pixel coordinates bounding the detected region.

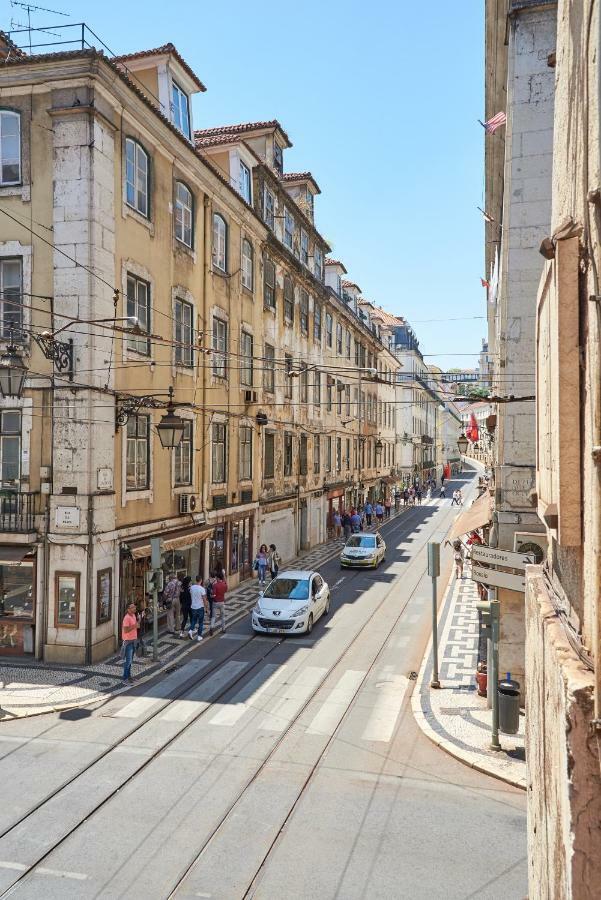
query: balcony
[
  {"left": 0, "top": 491, "right": 41, "bottom": 533},
  {"left": 421, "top": 434, "right": 434, "bottom": 445}
]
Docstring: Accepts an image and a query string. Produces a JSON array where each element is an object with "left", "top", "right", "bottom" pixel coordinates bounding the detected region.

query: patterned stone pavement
[{"left": 0, "top": 506, "right": 410, "bottom": 719}]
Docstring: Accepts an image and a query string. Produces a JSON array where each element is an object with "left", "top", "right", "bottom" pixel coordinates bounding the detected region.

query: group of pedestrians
[
  {"left": 163, "top": 570, "right": 229, "bottom": 641},
  {"left": 331, "top": 499, "right": 392, "bottom": 541},
  {"left": 253, "top": 543, "right": 281, "bottom": 587},
  {"left": 451, "top": 489, "right": 464, "bottom": 506}
]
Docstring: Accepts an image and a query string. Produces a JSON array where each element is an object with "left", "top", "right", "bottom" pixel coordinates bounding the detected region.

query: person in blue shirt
[{"left": 364, "top": 502, "right": 373, "bottom": 526}]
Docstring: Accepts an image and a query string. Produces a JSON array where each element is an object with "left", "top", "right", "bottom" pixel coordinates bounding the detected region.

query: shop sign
[
  {"left": 471, "top": 564, "right": 526, "bottom": 593},
  {"left": 55, "top": 506, "right": 80, "bottom": 528},
  {"left": 471, "top": 545, "right": 534, "bottom": 569}
]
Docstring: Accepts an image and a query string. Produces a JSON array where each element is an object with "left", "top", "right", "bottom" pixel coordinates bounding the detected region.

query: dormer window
[
  {"left": 239, "top": 161, "right": 252, "bottom": 203},
  {"left": 273, "top": 142, "right": 283, "bottom": 174},
  {"left": 171, "top": 81, "right": 191, "bottom": 138},
  {"left": 306, "top": 189, "right": 314, "bottom": 216}
]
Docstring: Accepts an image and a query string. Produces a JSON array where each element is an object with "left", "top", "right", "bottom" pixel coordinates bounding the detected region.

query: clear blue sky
[{"left": 4, "top": 0, "right": 486, "bottom": 369}]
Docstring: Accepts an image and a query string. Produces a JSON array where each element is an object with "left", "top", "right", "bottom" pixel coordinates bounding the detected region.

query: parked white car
[
  {"left": 251, "top": 570, "right": 330, "bottom": 635},
  {"left": 340, "top": 532, "right": 386, "bottom": 568}
]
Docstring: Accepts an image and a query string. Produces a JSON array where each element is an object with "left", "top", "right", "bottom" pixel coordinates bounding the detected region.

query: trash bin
[{"left": 498, "top": 672, "right": 520, "bottom": 734}]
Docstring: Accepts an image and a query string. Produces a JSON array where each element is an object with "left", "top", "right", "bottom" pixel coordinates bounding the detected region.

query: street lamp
[
  {"left": 457, "top": 433, "right": 469, "bottom": 455},
  {"left": 0, "top": 340, "right": 28, "bottom": 398},
  {"left": 156, "top": 388, "right": 185, "bottom": 449}
]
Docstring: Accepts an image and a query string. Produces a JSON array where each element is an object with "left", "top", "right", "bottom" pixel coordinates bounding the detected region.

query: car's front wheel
[{"left": 306, "top": 613, "right": 314, "bottom": 634}]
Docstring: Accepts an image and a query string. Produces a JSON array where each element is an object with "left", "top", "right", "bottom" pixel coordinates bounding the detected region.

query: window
[
  {"left": 274, "top": 143, "right": 283, "bottom": 173},
  {"left": 264, "top": 431, "right": 275, "bottom": 478},
  {"left": 264, "top": 343, "right": 275, "bottom": 392},
  {"left": 345, "top": 438, "right": 351, "bottom": 470},
  {"left": 212, "top": 317, "right": 227, "bottom": 378},
  {"left": 212, "top": 213, "right": 227, "bottom": 272},
  {"left": 306, "top": 190, "right": 314, "bottom": 217},
  {"left": 326, "top": 313, "right": 333, "bottom": 347},
  {"left": 313, "top": 436, "right": 320, "bottom": 474},
  {"left": 285, "top": 354, "right": 293, "bottom": 399},
  {"left": 284, "top": 276, "right": 294, "bottom": 322},
  {"left": 174, "top": 181, "right": 193, "bottom": 247},
  {"left": 0, "top": 111, "right": 20, "bottom": 185},
  {"left": 313, "top": 370, "right": 321, "bottom": 407},
  {"left": 300, "top": 290, "right": 309, "bottom": 334},
  {"left": 301, "top": 230, "right": 309, "bottom": 266},
  {"left": 0, "top": 257, "right": 22, "bottom": 339},
  {"left": 264, "top": 187, "right": 275, "bottom": 229},
  {"left": 126, "top": 274, "right": 150, "bottom": 355},
  {"left": 174, "top": 297, "right": 193, "bottom": 367},
  {"left": 241, "top": 238, "right": 253, "bottom": 291},
  {"left": 263, "top": 256, "right": 276, "bottom": 309},
  {"left": 300, "top": 435, "right": 308, "bottom": 475},
  {"left": 0, "top": 410, "right": 20, "bottom": 485},
  {"left": 327, "top": 377, "right": 333, "bottom": 412},
  {"left": 212, "top": 423, "right": 226, "bottom": 483},
  {"left": 174, "top": 420, "right": 192, "bottom": 486},
  {"left": 171, "top": 81, "right": 191, "bottom": 138},
  {"left": 239, "top": 425, "right": 252, "bottom": 480},
  {"left": 126, "top": 415, "right": 150, "bottom": 490},
  {"left": 345, "top": 384, "right": 351, "bottom": 416},
  {"left": 354, "top": 340, "right": 360, "bottom": 366},
  {"left": 284, "top": 208, "right": 294, "bottom": 249},
  {"left": 337, "top": 381, "right": 343, "bottom": 415},
  {"left": 125, "top": 138, "right": 149, "bottom": 217},
  {"left": 326, "top": 436, "right": 332, "bottom": 472},
  {"left": 240, "top": 331, "right": 253, "bottom": 386},
  {"left": 239, "top": 160, "right": 252, "bottom": 203},
  {"left": 284, "top": 432, "right": 293, "bottom": 476},
  {"left": 336, "top": 322, "right": 343, "bottom": 355},
  {"left": 345, "top": 329, "right": 350, "bottom": 358},
  {"left": 300, "top": 365, "right": 309, "bottom": 403},
  {"left": 336, "top": 437, "right": 342, "bottom": 472},
  {"left": 314, "top": 246, "right": 323, "bottom": 281},
  {"left": 314, "top": 303, "right": 322, "bottom": 341}
]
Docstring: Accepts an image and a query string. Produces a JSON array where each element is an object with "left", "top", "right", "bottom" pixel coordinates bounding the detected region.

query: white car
[
  {"left": 340, "top": 532, "right": 386, "bottom": 568},
  {"left": 251, "top": 570, "right": 330, "bottom": 635}
]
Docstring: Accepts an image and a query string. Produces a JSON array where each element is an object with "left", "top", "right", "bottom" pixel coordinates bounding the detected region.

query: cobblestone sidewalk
[
  {"left": 0, "top": 508, "right": 408, "bottom": 720},
  {"left": 411, "top": 559, "right": 527, "bottom": 790}
]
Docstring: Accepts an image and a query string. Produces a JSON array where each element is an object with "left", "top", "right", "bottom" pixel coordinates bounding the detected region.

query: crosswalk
[{"left": 109, "top": 659, "right": 409, "bottom": 745}]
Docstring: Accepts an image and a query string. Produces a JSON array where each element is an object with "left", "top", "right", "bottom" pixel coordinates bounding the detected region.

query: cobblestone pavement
[
  {"left": 0, "top": 506, "right": 411, "bottom": 719},
  {"left": 412, "top": 558, "right": 527, "bottom": 789}
]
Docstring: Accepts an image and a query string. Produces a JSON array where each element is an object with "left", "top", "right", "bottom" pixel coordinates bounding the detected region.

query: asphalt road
[{"left": 0, "top": 470, "right": 527, "bottom": 900}]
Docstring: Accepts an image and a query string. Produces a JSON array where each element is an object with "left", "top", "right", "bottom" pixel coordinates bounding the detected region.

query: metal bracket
[
  {"left": 32, "top": 334, "right": 74, "bottom": 379},
  {"left": 115, "top": 394, "right": 165, "bottom": 427}
]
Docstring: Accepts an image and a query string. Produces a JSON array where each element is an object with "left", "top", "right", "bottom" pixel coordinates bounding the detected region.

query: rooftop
[
  {"left": 325, "top": 258, "right": 348, "bottom": 273},
  {"left": 194, "top": 119, "right": 292, "bottom": 147},
  {"left": 281, "top": 172, "right": 321, "bottom": 193},
  {"left": 113, "top": 42, "right": 206, "bottom": 91}
]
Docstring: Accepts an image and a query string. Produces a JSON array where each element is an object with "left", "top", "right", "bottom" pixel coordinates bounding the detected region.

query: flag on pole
[
  {"left": 480, "top": 111, "right": 507, "bottom": 134},
  {"left": 480, "top": 277, "right": 490, "bottom": 288},
  {"left": 466, "top": 412, "right": 479, "bottom": 443}
]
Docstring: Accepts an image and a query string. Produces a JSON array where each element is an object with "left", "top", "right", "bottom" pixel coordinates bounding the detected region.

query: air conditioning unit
[
  {"left": 513, "top": 531, "right": 548, "bottom": 565},
  {"left": 179, "top": 494, "right": 197, "bottom": 515},
  {"left": 244, "top": 390, "right": 258, "bottom": 403}
]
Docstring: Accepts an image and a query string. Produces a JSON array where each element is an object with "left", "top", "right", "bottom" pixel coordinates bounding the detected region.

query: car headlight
[
  {"left": 253, "top": 603, "right": 263, "bottom": 616},
  {"left": 293, "top": 605, "right": 309, "bottom": 616}
]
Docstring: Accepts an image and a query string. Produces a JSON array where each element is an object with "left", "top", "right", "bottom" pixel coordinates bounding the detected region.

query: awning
[
  {"left": 448, "top": 493, "right": 492, "bottom": 541},
  {"left": 0, "top": 545, "right": 33, "bottom": 564},
  {"left": 126, "top": 526, "right": 212, "bottom": 560}
]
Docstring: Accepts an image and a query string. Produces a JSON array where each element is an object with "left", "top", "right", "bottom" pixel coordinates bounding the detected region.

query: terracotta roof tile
[
  {"left": 194, "top": 119, "right": 292, "bottom": 147},
  {"left": 113, "top": 42, "right": 206, "bottom": 92},
  {"left": 0, "top": 31, "right": 27, "bottom": 59},
  {"left": 342, "top": 279, "right": 362, "bottom": 292},
  {"left": 325, "top": 258, "right": 347, "bottom": 273},
  {"left": 358, "top": 301, "right": 404, "bottom": 327},
  {"left": 281, "top": 171, "right": 321, "bottom": 193}
]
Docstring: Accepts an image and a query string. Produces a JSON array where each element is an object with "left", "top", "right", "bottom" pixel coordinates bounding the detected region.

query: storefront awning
[
  {"left": 448, "top": 493, "right": 492, "bottom": 541},
  {"left": 0, "top": 545, "right": 33, "bottom": 564},
  {"left": 127, "top": 526, "right": 213, "bottom": 560}
]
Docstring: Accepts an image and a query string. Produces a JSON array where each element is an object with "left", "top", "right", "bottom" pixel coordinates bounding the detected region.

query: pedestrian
[
  {"left": 254, "top": 544, "right": 268, "bottom": 586},
  {"left": 451, "top": 490, "right": 459, "bottom": 506},
  {"left": 188, "top": 575, "right": 207, "bottom": 641},
  {"left": 205, "top": 572, "right": 216, "bottom": 625},
  {"left": 162, "top": 573, "right": 182, "bottom": 635},
  {"left": 402, "top": 488, "right": 408, "bottom": 507},
  {"left": 453, "top": 540, "right": 465, "bottom": 579},
  {"left": 365, "top": 501, "right": 373, "bottom": 526},
  {"left": 210, "top": 572, "right": 228, "bottom": 635},
  {"left": 121, "top": 601, "right": 138, "bottom": 683},
  {"left": 384, "top": 497, "right": 392, "bottom": 519},
  {"left": 179, "top": 575, "right": 192, "bottom": 637},
  {"left": 426, "top": 485, "right": 432, "bottom": 502},
  {"left": 350, "top": 509, "right": 361, "bottom": 533},
  {"left": 457, "top": 489, "right": 463, "bottom": 506},
  {"left": 268, "top": 543, "right": 281, "bottom": 580},
  {"left": 441, "top": 474, "right": 445, "bottom": 486},
  {"left": 440, "top": 484, "right": 446, "bottom": 498},
  {"left": 333, "top": 511, "right": 342, "bottom": 539},
  {"left": 416, "top": 488, "right": 422, "bottom": 505},
  {"left": 375, "top": 501, "right": 384, "bottom": 524},
  {"left": 342, "top": 511, "right": 352, "bottom": 540}
]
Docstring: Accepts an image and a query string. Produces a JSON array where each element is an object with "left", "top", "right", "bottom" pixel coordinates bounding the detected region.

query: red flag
[
  {"left": 466, "top": 412, "right": 479, "bottom": 443},
  {"left": 480, "top": 277, "right": 490, "bottom": 288}
]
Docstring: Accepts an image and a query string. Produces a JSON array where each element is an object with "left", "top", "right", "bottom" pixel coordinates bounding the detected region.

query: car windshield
[
  {"left": 346, "top": 535, "right": 376, "bottom": 548},
  {"left": 263, "top": 577, "right": 309, "bottom": 600}
]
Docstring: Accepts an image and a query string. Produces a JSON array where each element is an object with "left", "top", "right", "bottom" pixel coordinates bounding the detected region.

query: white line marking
[
  {"left": 393, "top": 635, "right": 410, "bottom": 649},
  {"left": 35, "top": 867, "right": 88, "bottom": 881},
  {"left": 114, "top": 660, "right": 211, "bottom": 719},
  {"left": 361, "top": 675, "right": 409, "bottom": 742},
  {"left": 259, "top": 666, "right": 327, "bottom": 732},
  {"left": 406, "top": 613, "right": 420, "bottom": 625},
  {"left": 0, "top": 862, "right": 27, "bottom": 872},
  {"left": 208, "top": 664, "right": 284, "bottom": 727},
  {"left": 160, "top": 661, "right": 249, "bottom": 722},
  {"left": 306, "top": 670, "right": 365, "bottom": 736},
  {"left": 219, "top": 633, "right": 248, "bottom": 640},
  {"left": 332, "top": 577, "right": 346, "bottom": 589}
]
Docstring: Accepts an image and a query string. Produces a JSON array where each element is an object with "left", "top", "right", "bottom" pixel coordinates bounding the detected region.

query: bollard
[{"left": 428, "top": 542, "right": 441, "bottom": 689}]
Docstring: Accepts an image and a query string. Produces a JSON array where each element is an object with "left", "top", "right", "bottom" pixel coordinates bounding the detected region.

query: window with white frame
[
  {"left": 336, "top": 322, "right": 343, "bottom": 355},
  {"left": 300, "top": 230, "right": 309, "bottom": 266},
  {"left": 239, "top": 160, "right": 252, "bottom": 203},
  {"left": 212, "top": 423, "right": 226, "bottom": 483},
  {"left": 263, "top": 187, "right": 275, "bottom": 229},
  {"left": 326, "top": 313, "right": 333, "bottom": 347},
  {"left": 0, "top": 111, "right": 20, "bottom": 185},
  {"left": 212, "top": 213, "right": 227, "bottom": 272},
  {"left": 300, "top": 290, "right": 309, "bottom": 335},
  {"left": 174, "top": 420, "right": 192, "bottom": 486},
  {"left": 283, "top": 276, "right": 294, "bottom": 322},
  {"left": 345, "top": 329, "right": 351, "bottom": 359},
  {"left": 212, "top": 317, "right": 227, "bottom": 378},
  {"left": 264, "top": 344, "right": 275, "bottom": 392},
  {"left": 175, "top": 181, "right": 193, "bottom": 247},
  {"left": 313, "top": 302, "right": 322, "bottom": 342},
  {"left": 263, "top": 256, "right": 276, "bottom": 309},
  {"left": 241, "top": 238, "right": 253, "bottom": 291},
  {"left": 126, "top": 273, "right": 150, "bottom": 355},
  {"left": 0, "top": 258, "right": 22, "bottom": 339},
  {"left": 273, "top": 143, "right": 283, "bottom": 173},
  {"left": 313, "top": 370, "right": 321, "bottom": 407},
  {"left": 171, "top": 81, "right": 191, "bottom": 138},
  {"left": 174, "top": 297, "right": 193, "bottom": 367},
  {"left": 125, "top": 138, "right": 149, "bottom": 217},
  {"left": 239, "top": 425, "right": 252, "bottom": 480},
  {"left": 313, "top": 436, "right": 320, "bottom": 474},
  {"left": 314, "top": 246, "right": 323, "bottom": 281},
  {"left": 0, "top": 410, "right": 20, "bottom": 485},
  {"left": 284, "top": 208, "right": 294, "bottom": 250},
  {"left": 126, "top": 415, "right": 150, "bottom": 491},
  {"left": 326, "top": 436, "right": 332, "bottom": 472},
  {"left": 240, "top": 331, "right": 253, "bottom": 386}
]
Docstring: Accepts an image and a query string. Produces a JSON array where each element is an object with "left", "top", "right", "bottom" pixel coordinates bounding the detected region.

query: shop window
[
  {"left": 55, "top": 572, "right": 80, "bottom": 628},
  {"left": 0, "top": 559, "right": 33, "bottom": 621}
]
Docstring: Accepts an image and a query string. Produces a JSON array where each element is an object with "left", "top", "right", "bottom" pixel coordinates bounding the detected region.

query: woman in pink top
[{"left": 121, "top": 602, "right": 138, "bottom": 683}]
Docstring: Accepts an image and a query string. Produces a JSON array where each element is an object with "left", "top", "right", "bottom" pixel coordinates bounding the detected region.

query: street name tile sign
[
  {"left": 471, "top": 545, "right": 534, "bottom": 570},
  {"left": 471, "top": 564, "right": 526, "bottom": 593}
]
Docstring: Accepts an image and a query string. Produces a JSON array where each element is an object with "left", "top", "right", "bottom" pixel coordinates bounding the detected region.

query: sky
[{"left": 3, "top": 0, "right": 486, "bottom": 369}]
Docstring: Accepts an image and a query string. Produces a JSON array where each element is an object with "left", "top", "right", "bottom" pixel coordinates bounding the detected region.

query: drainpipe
[
  {"left": 201, "top": 194, "right": 211, "bottom": 578},
  {"left": 591, "top": 1, "right": 601, "bottom": 724}
]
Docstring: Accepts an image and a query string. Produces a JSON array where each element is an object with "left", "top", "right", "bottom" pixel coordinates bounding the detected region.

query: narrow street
[{"left": 0, "top": 472, "right": 526, "bottom": 900}]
